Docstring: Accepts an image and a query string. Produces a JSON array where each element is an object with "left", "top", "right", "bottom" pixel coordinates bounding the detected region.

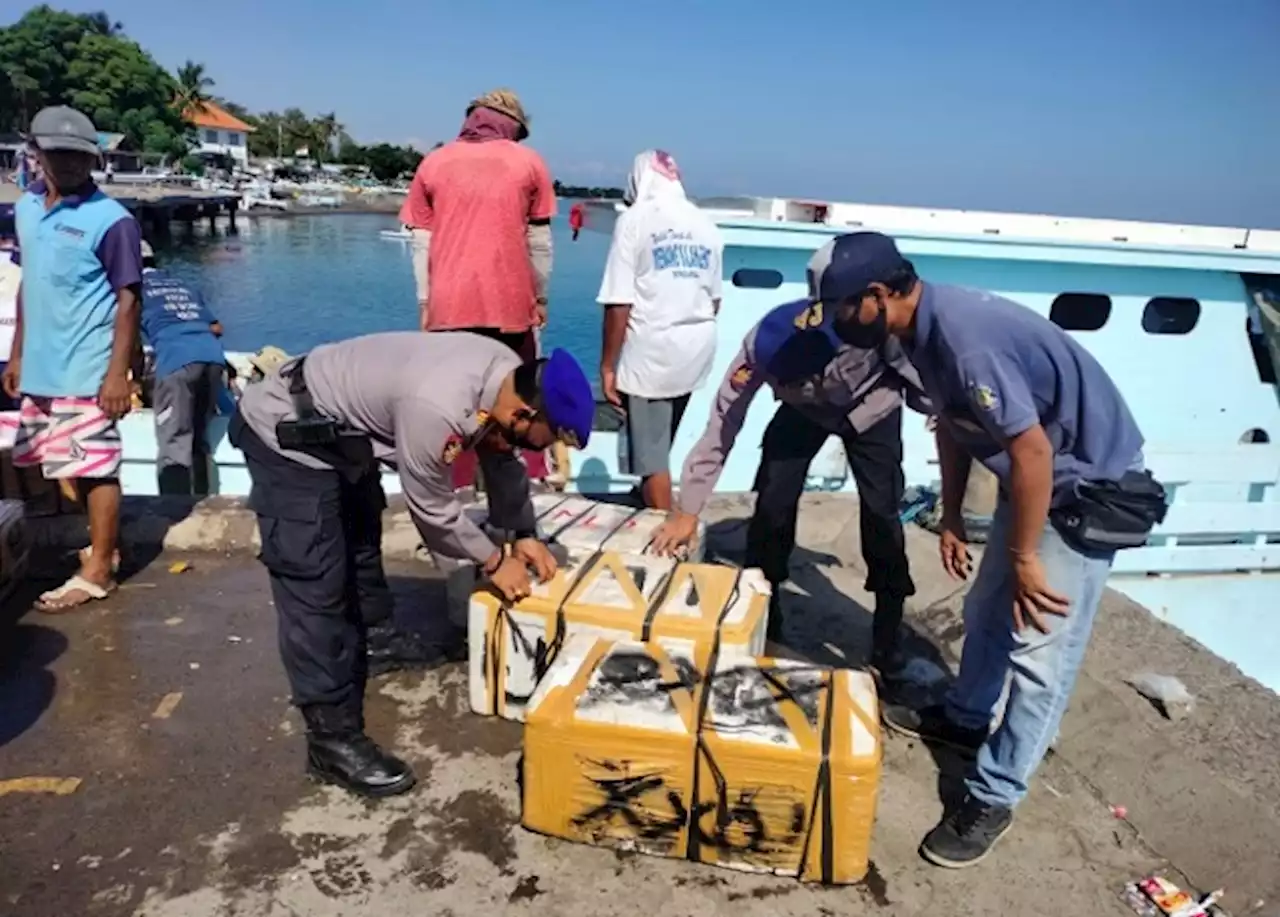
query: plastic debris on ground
[
  {"left": 0, "top": 777, "right": 83, "bottom": 797},
  {"left": 1126, "top": 672, "right": 1195, "bottom": 721},
  {"left": 521, "top": 635, "right": 881, "bottom": 884},
  {"left": 168, "top": 560, "right": 192, "bottom": 574},
  {"left": 1123, "top": 874, "right": 1228, "bottom": 917}
]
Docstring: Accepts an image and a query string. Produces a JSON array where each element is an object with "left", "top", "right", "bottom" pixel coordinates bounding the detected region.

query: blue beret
[
  {"left": 541, "top": 348, "right": 593, "bottom": 448},
  {"left": 753, "top": 298, "right": 843, "bottom": 384}
]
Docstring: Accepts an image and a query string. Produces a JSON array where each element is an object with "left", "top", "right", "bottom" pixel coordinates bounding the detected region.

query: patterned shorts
[{"left": 11, "top": 396, "right": 122, "bottom": 480}]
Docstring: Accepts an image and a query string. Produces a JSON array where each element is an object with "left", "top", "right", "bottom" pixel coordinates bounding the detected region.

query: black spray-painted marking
[
  {"left": 578, "top": 648, "right": 690, "bottom": 713},
  {"left": 572, "top": 759, "right": 690, "bottom": 851}
]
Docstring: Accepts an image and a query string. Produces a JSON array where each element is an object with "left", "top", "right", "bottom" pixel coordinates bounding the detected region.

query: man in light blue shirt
[
  {"left": 138, "top": 242, "right": 226, "bottom": 495},
  {"left": 1, "top": 106, "right": 142, "bottom": 612}
]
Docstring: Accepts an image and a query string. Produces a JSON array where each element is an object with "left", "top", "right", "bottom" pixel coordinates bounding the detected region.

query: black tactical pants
[
  {"left": 230, "top": 413, "right": 393, "bottom": 724},
  {"left": 746, "top": 404, "right": 915, "bottom": 601}
]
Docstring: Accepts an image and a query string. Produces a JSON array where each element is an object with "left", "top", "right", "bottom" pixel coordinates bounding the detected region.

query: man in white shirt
[
  {"left": 597, "top": 150, "right": 724, "bottom": 510},
  {"left": 0, "top": 207, "right": 19, "bottom": 409}
]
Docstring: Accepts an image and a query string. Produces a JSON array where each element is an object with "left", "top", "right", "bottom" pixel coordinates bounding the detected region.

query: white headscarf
[{"left": 623, "top": 149, "right": 686, "bottom": 206}]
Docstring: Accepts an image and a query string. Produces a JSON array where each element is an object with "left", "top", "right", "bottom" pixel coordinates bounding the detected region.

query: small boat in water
[{"left": 379, "top": 226, "right": 412, "bottom": 242}]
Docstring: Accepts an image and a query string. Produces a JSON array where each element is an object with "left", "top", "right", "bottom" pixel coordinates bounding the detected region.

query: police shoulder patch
[
  {"left": 441, "top": 434, "right": 463, "bottom": 465},
  {"left": 729, "top": 364, "right": 754, "bottom": 392},
  {"left": 970, "top": 382, "right": 999, "bottom": 413},
  {"left": 793, "top": 302, "right": 823, "bottom": 330}
]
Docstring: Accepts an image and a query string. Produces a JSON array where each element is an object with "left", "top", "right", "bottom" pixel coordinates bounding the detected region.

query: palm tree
[
  {"left": 175, "top": 61, "right": 215, "bottom": 113},
  {"left": 83, "top": 11, "right": 124, "bottom": 35},
  {"left": 312, "top": 112, "right": 343, "bottom": 162}
]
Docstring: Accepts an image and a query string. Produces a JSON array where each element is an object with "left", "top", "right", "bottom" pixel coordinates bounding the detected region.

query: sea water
[{"left": 151, "top": 212, "right": 611, "bottom": 370}]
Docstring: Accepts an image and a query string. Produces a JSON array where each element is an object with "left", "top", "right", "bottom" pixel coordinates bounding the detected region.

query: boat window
[
  {"left": 1142, "top": 297, "right": 1200, "bottom": 335},
  {"left": 731, "top": 268, "right": 784, "bottom": 289},
  {"left": 1049, "top": 293, "right": 1111, "bottom": 331}
]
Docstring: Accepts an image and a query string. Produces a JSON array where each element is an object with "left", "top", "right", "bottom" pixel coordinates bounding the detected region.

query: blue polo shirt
[
  {"left": 905, "top": 283, "right": 1143, "bottom": 502},
  {"left": 141, "top": 268, "right": 225, "bottom": 379},
  {"left": 14, "top": 180, "right": 142, "bottom": 397}
]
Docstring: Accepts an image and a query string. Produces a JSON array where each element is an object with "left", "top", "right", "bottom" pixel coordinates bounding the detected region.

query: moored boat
[{"left": 113, "top": 196, "right": 1280, "bottom": 691}]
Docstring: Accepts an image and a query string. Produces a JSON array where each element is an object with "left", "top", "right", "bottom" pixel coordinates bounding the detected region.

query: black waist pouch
[{"left": 1049, "top": 470, "right": 1169, "bottom": 554}]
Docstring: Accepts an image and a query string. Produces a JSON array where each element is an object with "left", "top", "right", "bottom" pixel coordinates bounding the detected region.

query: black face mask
[{"left": 834, "top": 299, "right": 889, "bottom": 350}]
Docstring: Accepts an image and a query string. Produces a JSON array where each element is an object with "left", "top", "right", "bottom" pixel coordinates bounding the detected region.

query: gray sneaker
[{"left": 920, "top": 795, "right": 1014, "bottom": 868}]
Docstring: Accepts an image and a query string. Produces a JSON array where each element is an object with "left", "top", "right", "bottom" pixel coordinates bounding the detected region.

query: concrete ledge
[{"left": 27, "top": 495, "right": 432, "bottom": 562}]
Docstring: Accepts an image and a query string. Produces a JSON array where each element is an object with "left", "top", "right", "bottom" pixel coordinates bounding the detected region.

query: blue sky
[{"left": 14, "top": 0, "right": 1280, "bottom": 227}]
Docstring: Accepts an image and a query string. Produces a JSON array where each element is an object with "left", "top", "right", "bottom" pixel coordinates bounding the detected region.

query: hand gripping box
[
  {"left": 521, "top": 635, "right": 882, "bottom": 884},
  {"left": 468, "top": 554, "right": 770, "bottom": 722}
]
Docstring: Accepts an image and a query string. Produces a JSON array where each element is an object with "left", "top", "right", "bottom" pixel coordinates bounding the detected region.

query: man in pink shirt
[{"left": 400, "top": 88, "right": 556, "bottom": 484}]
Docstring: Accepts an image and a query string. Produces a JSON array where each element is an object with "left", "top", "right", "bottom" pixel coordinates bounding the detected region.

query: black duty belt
[{"left": 275, "top": 357, "right": 374, "bottom": 480}]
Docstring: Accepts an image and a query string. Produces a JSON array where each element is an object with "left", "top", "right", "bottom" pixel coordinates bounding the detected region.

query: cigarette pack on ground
[
  {"left": 521, "top": 635, "right": 881, "bottom": 884},
  {"left": 468, "top": 554, "right": 770, "bottom": 721}
]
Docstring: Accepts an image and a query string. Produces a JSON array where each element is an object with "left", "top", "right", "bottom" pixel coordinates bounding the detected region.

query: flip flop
[{"left": 36, "top": 575, "right": 117, "bottom": 614}]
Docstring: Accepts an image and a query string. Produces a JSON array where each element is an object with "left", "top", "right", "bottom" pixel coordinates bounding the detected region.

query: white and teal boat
[{"left": 114, "top": 196, "right": 1280, "bottom": 692}]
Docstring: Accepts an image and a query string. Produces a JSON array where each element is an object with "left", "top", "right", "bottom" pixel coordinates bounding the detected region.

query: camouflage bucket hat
[{"left": 467, "top": 89, "right": 530, "bottom": 139}]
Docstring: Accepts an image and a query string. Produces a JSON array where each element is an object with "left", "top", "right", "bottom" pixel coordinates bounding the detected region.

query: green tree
[
  {"left": 174, "top": 59, "right": 214, "bottom": 113},
  {"left": 82, "top": 10, "right": 124, "bottom": 35},
  {"left": 0, "top": 5, "right": 102, "bottom": 127},
  {"left": 0, "top": 6, "right": 190, "bottom": 157},
  {"left": 360, "top": 143, "right": 422, "bottom": 181}
]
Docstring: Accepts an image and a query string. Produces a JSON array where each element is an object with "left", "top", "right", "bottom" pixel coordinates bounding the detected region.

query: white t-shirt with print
[
  {"left": 0, "top": 253, "right": 20, "bottom": 361},
  {"left": 596, "top": 197, "right": 723, "bottom": 400}
]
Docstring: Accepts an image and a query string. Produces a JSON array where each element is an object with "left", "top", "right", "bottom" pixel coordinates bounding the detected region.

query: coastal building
[{"left": 184, "top": 101, "right": 254, "bottom": 167}]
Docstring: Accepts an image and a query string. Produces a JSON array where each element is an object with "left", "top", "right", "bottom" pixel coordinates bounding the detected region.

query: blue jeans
[{"left": 944, "top": 498, "right": 1115, "bottom": 809}]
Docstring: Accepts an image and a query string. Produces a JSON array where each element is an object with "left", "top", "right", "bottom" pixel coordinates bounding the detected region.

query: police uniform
[
  {"left": 230, "top": 330, "right": 592, "bottom": 796},
  {"left": 678, "top": 292, "right": 932, "bottom": 666}
]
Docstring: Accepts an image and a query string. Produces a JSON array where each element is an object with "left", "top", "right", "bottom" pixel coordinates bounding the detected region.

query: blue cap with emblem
[
  {"left": 539, "top": 348, "right": 593, "bottom": 448},
  {"left": 807, "top": 232, "right": 909, "bottom": 306},
  {"left": 753, "top": 298, "right": 843, "bottom": 384}
]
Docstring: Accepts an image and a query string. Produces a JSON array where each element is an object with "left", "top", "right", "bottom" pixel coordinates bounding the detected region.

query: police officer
[
  {"left": 824, "top": 231, "right": 1149, "bottom": 868},
  {"left": 230, "top": 331, "right": 593, "bottom": 798},
  {"left": 652, "top": 239, "right": 932, "bottom": 682}
]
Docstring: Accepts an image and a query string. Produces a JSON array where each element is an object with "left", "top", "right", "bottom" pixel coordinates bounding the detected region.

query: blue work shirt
[
  {"left": 141, "top": 268, "right": 225, "bottom": 379},
  {"left": 905, "top": 283, "right": 1144, "bottom": 503},
  {"left": 14, "top": 180, "right": 142, "bottom": 397}
]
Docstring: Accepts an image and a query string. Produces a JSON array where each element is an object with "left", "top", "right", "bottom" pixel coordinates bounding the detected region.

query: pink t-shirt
[{"left": 400, "top": 140, "right": 556, "bottom": 333}]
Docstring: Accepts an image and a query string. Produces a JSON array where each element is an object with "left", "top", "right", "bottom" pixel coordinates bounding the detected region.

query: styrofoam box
[
  {"left": 471, "top": 493, "right": 707, "bottom": 561},
  {"left": 468, "top": 552, "right": 770, "bottom": 721},
  {"left": 522, "top": 635, "right": 882, "bottom": 883}
]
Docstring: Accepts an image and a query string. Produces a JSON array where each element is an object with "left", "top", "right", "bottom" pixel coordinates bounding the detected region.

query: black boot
[
  {"left": 302, "top": 704, "right": 416, "bottom": 798},
  {"left": 870, "top": 592, "right": 908, "bottom": 692},
  {"left": 366, "top": 622, "right": 466, "bottom": 677}
]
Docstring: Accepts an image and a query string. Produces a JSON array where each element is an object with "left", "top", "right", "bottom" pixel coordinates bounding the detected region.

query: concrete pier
[
  {"left": 3, "top": 493, "right": 1279, "bottom": 916},
  {"left": 0, "top": 183, "right": 240, "bottom": 238}
]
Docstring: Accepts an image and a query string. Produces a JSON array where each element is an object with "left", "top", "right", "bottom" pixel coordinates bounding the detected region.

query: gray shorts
[{"left": 619, "top": 392, "right": 691, "bottom": 478}]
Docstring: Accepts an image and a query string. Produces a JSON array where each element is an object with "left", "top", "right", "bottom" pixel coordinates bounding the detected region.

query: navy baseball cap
[
  {"left": 807, "top": 232, "right": 909, "bottom": 306},
  {"left": 539, "top": 348, "right": 592, "bottom": 448}
]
